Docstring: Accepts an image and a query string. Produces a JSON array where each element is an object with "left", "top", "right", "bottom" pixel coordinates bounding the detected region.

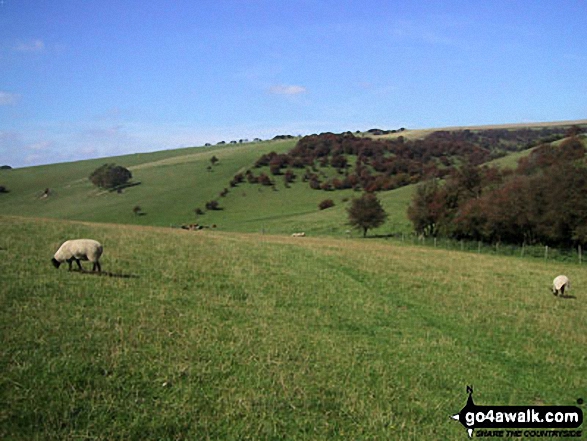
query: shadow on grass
[{"left": 73, "top": 269, "right": 139, "bottom": 279}]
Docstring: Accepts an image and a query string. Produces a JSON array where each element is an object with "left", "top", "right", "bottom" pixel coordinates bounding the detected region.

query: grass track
[{"left": 1, "top": 216, "right": 585, "bottom": 440}]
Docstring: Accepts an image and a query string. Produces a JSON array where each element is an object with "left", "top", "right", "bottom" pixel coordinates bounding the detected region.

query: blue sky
[{"left": 1, "top": 0, "right": 586, "bottom": 167}]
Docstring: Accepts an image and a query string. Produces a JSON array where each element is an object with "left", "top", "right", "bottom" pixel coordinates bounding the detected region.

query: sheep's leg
[
  {"left": 67, "top": 258, "right": 73, "bottom": 271},
  {"left": 93, "top": 261, "right": 101, "bottom": 272},
  {"left": 560, "top": 285, "right": 565, "bottom": 296},
  {"left": 75, "top": 259, "right": 83, "bottom": 271}
]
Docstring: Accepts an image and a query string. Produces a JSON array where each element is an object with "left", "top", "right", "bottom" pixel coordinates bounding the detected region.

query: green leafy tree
[
  {"left": 347, "top": 193, "right": 388, "bottom": 237},
  {"left": 89, "top": 164, "right": 132, "bottom": 189}
]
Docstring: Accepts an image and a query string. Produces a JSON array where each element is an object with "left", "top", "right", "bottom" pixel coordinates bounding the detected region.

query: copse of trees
[
  {"left": 249, "top": 127, "right": 574, "bottom": 194},
  {"left": 408, "top": 136, "right": 587, "bottom": 247}
]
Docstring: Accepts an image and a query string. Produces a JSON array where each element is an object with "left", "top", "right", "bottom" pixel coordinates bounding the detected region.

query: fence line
[{"left": 395, "top": 234, "right": 584, "bottom": 265}]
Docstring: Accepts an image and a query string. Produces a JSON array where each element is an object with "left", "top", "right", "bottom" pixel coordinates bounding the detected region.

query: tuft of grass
[{"left": 1, "top": 215, "right": 585, "bottom": 440}]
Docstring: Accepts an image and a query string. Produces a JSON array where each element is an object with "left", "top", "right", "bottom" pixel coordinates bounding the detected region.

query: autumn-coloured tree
[
  {"left": 347, "top": 193, "right": 388, "bottom": 237},
  {"left": 407, "top": 179, "right": 447, "bottom": 237}
]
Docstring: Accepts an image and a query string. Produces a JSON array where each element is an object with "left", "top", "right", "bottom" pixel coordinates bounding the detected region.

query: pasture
[
  {"left": 1, "top": 215, "right": 585, "bottom": 440},
  {"left": 0, "top": 137, "right": 413, "bottom": 237}
]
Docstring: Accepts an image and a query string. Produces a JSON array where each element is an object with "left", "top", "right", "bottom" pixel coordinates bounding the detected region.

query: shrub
[
  {"left": 319, "top": 199, "right": 335, "bottom": 210},
  {"left": 230, "top": 173, "right": 245, "bottom": 187},
  {"left": 205, "top": 200, "right": 221, "bottom": 210},
  {"left": 257, "top": 173, "right": 274, "bottom": 186},
  {"left": 194, "top": 208, "right": 204, "bottom": 215},
  {"left": 89, "top": 163, "right": 132, "bottom": 189},
  {"left": 284, "top": 169, "right": 296, "bottom": 184}
]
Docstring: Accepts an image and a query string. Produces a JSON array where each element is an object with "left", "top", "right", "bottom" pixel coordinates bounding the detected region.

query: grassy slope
[
  {"left": 0, "top": 137, "right": 414, "bottom": 236},
  {"left": 1, "top": 216, "right": 585, "bottom": 440}
]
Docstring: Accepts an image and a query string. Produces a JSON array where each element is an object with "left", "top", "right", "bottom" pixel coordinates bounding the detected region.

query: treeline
[
  {"left": 408, "top": 136, "right": 587, "bottom": 247},
  {"left": 250, "top": 127, "right": 572, "bottom": 193}
]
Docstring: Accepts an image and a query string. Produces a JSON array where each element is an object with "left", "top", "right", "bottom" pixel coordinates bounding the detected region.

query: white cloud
[
  {"left": 0, "top": 91, "right": 21, "bottom": 105},
  {"left": 14, "top": 39, "right": 45, "bottom": 52},
  {"left": 269, "top": 84, "right": 307, "bottom": 95},
  {"left": 26, "top": 141, "right": 53, "bottom": 151}
]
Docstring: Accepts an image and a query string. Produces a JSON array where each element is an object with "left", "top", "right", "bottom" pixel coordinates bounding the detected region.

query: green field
[
  {"left": 2, "top": 124, "right": 586, "bottom": 439},
  {"left": 1, "top": 216, "right": 585, "bottom": 440}
]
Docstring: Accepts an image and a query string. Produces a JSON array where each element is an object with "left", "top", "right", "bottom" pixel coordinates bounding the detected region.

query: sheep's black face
[{"left": 51, "top": 258, "right": 61, "bottom": 269}]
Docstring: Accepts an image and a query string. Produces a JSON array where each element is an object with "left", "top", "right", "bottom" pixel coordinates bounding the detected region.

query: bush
[
  {"left": 319, "top": 199, "right": 335, "bottom": 210},
  {"left": 205, "top": 200, "right": 221, "bottom": 210},
  {"left": 89, "top": 164, "right": 132, "bottom": 189},
  {"left": 257, "top": 173, "right": 274, "bottom": 186}
]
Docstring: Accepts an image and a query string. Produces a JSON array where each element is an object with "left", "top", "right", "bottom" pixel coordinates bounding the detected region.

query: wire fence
[{"left": 393, "top": 234, "right": 583, "bottom": 265}]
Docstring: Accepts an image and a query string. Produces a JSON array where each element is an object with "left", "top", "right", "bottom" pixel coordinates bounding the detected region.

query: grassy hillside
[
  {"left": 0, "top": 137, "right": 414, "bottom": 236},
  {"left": 1, "top": 216, "right": 585, "bottom": 440},
  {"left": 1, "top": 121, "right": 584, "bottom": 238}
]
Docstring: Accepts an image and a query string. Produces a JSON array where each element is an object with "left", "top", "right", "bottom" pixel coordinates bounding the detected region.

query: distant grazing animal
[
  {"left": 552, "top": 275, "right": 570, "bottom": 296},
  {"left": 291, "top": 232, "right": 306, "bottom": 237},
  {"left": 51, "top": 239, "right": 103, "bottom": 272}
]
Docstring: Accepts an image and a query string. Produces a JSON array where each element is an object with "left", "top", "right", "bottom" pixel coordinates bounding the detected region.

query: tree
[
  {"left": 347, "top": 193, "right": 388, "bottom": 237},
  {"left": 407, "top": 179, "right": 447, "bottom": 237},
  {"left": 89, "top": 163, "right": 132, "bottom": 189}
]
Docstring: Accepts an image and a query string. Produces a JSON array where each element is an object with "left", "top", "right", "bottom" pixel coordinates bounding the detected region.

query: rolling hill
[
  {"left": 2, "top": 121, "right": 587, "bottom": 439},
  {"left": 1, "top": 120, "right": 584, "bottom": 238}
]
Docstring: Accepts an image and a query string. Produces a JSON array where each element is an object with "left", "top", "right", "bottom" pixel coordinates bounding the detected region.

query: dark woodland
[{"left": 408, "top": 136, "right": 587, "bottom": 247}]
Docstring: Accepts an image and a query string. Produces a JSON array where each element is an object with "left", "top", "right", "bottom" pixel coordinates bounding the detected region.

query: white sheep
[
  {"left": 51, "top": 239, "right": 103, "bottom": 272},
  {"left": 291, "top": 232, "right": 306, "bottom": 237},
  {"left": 552, "top": 275, "right": 570, "bottom": 296}
]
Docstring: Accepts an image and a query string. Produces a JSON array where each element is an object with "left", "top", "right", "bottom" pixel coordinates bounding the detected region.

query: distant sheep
[
  {"left": 51, "top": 239, "right": 103, "bottom": 272},
  {"left": 552, "top": 275, "right": 570, "bottom": 296},
  {"left": 291, "top": 232, "right": 306, "bottom": 237}
]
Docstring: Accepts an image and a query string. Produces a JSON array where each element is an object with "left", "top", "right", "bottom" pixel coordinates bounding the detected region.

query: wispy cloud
[
  {"left": 14, "top": 39, "right": 45, "bottom": 53},
  {"left": 0, "top": 91, "right": 21, "bottom": 105},
  {"left": 269, "top": 84, "right": 307, "bottom": 95},
  {"left": 26, "top": 140, "right": 53, "bottom": 151}
]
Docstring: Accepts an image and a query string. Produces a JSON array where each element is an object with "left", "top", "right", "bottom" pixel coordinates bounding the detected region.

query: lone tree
[
  {"left": 89, "top": 163, "right": 132, "bottom": 190},
  {"left": 347, "top": 192, "right": 388, "bottom": 237}
]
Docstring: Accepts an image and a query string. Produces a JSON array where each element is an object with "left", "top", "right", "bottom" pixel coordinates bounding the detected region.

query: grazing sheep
[
  {"left": 51, "top": 239, "right": 103, "bottom": 272},
  {"left": 291, "top": 232, "right": 306, "bottom": 237},
  {"left": 552, "top": 275, "right": 570, "bottom": 296}
]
